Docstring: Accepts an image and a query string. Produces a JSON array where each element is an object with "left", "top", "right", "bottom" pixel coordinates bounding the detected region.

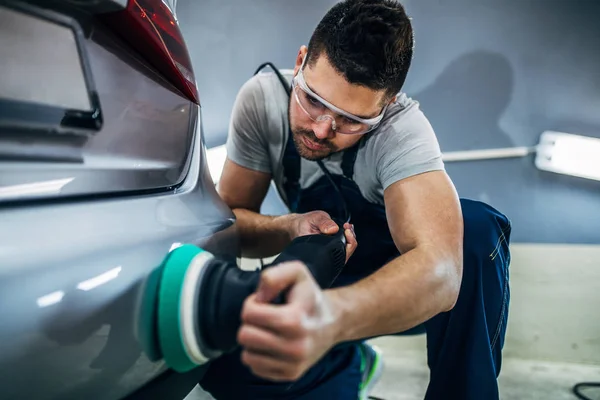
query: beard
[
  {"left": 291, "top": 127, "right": 336, "bottom": 161},
  {"left": 288, "top": 96, "right": 337, "bottom": 160}
]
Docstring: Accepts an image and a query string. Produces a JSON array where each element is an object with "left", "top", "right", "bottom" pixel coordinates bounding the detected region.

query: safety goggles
[{"left": 292, "top": 58, "right": 388, "bottom": 135}]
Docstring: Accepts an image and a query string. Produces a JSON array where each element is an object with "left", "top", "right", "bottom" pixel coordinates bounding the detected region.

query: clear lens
[{"left": 294, "top": 85, "right": 371, "bottom": 134}]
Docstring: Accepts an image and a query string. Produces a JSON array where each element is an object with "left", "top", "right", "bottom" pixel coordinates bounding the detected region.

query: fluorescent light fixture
[
  {"left": 535, "top": 131, "right": 600, "bottom": 181},
  {"left": 442, "top": 146, "right": 534, "bottom": 162},
  {"left": 442, "top": 131, "right": 600, "bottom": 182},
  {"left": 77, "top": 266, "right": 122, "bottom": 291},
  {"left": 36, "top": 290, "right": 65, "bottom": 307},
  {"left": 206, "top": 144, "right": 227, "bottom": 184},
  {"left": 0, "top": 177, "right": 74, "bottom": 200}
]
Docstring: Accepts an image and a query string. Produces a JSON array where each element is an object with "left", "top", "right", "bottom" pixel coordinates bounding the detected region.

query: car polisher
[{"left": 155, "top": 223, "right": 347, "bottom": 373}]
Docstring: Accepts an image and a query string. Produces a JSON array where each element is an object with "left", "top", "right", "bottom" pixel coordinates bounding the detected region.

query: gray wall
[
  {"left": 177, "top": 0, "right": 339, "bottom": 148},
  {"left": 178, "top": 0, "right": 600, "bottom": 244}
]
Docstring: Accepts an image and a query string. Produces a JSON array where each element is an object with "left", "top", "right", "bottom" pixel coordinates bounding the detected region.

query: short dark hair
[{"left": 306, "top": 0, "right": 414, "bottom": 99}]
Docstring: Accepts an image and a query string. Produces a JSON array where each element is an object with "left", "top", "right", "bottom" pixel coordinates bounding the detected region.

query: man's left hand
[{"left": 237, "top": 261, "right": 339, "bottom": 382}]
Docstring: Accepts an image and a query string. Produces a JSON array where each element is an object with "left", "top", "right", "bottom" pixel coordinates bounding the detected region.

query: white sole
[{"left": 359, "top": 345, "right": 384, "bottom": 400}]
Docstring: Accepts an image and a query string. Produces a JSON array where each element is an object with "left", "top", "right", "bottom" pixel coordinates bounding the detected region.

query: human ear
[{"left": 293, "top": 45, "right": 308, "bottom": 75}]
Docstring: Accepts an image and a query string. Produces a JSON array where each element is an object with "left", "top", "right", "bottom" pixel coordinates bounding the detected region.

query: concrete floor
[{"left": 185, "top": 336, "right": 600, "bottom": 400}]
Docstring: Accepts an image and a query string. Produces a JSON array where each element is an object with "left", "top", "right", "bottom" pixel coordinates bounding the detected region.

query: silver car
[{"left": 0, "top": 0, "right": 238, "bottom": 399}]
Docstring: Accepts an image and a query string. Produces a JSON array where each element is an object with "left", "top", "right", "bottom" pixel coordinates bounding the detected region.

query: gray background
[{"left": 178, "top": 0, "right": 600, "bottom": 244}]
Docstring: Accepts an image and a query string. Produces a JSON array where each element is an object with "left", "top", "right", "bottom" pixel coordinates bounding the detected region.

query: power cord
[
  {"left": 573, "top": 382, "right": 600, "bottom": 400},
  {"left": 316, "top": 159, "right": 351, "bottom": 224}
]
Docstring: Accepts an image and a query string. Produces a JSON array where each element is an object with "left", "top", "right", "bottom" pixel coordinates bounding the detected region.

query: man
[{"left": 200, "top": 0, "right": 512, "bottom": 399}]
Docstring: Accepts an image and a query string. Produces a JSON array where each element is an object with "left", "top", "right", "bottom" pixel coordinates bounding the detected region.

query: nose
[{"left": 312, "top": 116, "right": 335, "bottom": 140}]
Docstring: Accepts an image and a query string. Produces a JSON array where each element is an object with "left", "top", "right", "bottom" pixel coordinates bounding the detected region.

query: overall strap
[
  {"left": 254, "top": 63, "right": 301, "bottom": 211},
  {"left": 282, "top": 129, "right": 301, "bottom": 212},
  {"left": 341, "top": 140, "right": 360, "bottom": 179}
]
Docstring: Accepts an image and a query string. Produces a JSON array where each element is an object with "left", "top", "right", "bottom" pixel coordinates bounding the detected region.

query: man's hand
[
  {"left": 288, "top": 211, "right": 357, "bottom": 262},
  {"left": 238, "top": 262, "right": 339, "bottom": 382}
]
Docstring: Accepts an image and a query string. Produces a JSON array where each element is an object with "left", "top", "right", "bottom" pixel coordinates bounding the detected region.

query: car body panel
[
  {"left": 0, "top": 115, "right": 238, "bottom": 399},
  {"left": 0, "top": 1, "right": 239, "bottom": 399},
  {"left": 0, "top": 1, "right": 195, "bottom": 201}
]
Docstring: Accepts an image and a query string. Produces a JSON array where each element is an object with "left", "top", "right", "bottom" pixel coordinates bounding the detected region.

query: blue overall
[{"left": 200, "top": 131, "right": 512, "bottom": 399}]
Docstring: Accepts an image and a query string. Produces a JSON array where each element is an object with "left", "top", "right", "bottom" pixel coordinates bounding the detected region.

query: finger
[
  {"left": 312, "top": 212, "right": 338, "bottom": 235},
  {"left": 255, "top": 261, "right": 309, "bottom": 303},
  {"left": 241, "top": 350, "right": 301, "bottom": 382},
  {"left": 344, "top": 227, "right": 358, "bottom": 262},
  {"left": 237, "top": 325, "right": 299, "bottom": 361},
  {"left": 343, "top": 223, "right": 356, "bottom": 237},
  {"left": 344, "top": 226, "right": 357, "bottom": 246},
  {"left": 241, "top": 296, "right": 306, "bottom": 338}
]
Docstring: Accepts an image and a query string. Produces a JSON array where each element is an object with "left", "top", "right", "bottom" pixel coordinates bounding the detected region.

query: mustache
[{"left": 297, "top": 129, "right": 333, "bottom": 149}]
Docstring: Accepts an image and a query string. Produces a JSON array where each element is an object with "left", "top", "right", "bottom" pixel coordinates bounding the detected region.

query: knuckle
[
  {"left": 237, "top": 325, "right": 251, "bottom": 345},
  {"left": 240, "top": 350, "right": 251, "bottom": 365},
  {"left": 314, "top": 210, "right": 329, "bottom": 218},
  {"left": 289, "top": 367, "right": 303, "bottom": 381},
  {"left": 290, "top": 261, "right": 303, "bottom": 271},
  {"left": 236, "top": 327, "right": 245, "bottom": 344},
  {"left": 299, "top": 263, "right": 311, "bottom": 275},
  {"left": 282, "top": 313, "right": 301, "bottom": 331},
  {"left": 241, "top": 296, "right": 251, "bottom": 313},
  {"left": 261, "top": 271, "right": 275, "bottom": 287},
  {"left": 281, "top": 367, "right": 297, "bottom": 381},
  {"left": 289, "top": 339, "right": 310, "bottom": 361},
  {"left": 313, "top": 211, "right": 331, "bottom": 222},
  {"left": 289, "top": 261, "right": 309, "bottom": 275}
]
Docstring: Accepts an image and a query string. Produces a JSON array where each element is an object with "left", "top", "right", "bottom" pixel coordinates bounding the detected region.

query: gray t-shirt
[{"left": 225, "top": 70, "right": 445, "bottom": 207}]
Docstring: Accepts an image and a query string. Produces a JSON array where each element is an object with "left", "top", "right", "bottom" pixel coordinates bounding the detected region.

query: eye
[
  {"left": 342, "top": 116, "right": 361, "bottom": 125},
  {"left": 307, "top": 96, "right": 325, "bottom": 109}
]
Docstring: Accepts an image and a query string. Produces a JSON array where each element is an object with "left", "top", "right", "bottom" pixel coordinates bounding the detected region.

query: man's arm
[
  {"left": 218, "top": 158, "right": 293, "bottom": 258},
  {"left": 235, "top": 170, "right": 461, "bottom": 382},
  {"left": 327, "top": 170, "right": 463, "bottom": 341},
  {"left": 218, "top": 159, "right": 353, "bottom": 259},
  {"left": 217, "top": 74, "right": 300, "bottom": 258}
]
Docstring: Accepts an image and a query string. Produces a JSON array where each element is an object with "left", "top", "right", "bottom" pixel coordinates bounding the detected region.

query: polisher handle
[{"left": 265, "top": 224, "right": 347, "bottom": 304}]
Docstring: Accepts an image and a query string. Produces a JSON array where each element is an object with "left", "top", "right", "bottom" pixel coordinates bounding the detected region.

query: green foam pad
[{"left": 157, "top": 244, "right": 203, "bottom": 372}]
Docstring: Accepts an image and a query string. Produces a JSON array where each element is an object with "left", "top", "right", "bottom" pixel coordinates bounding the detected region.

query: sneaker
[{"left": 358, "top": 342, "right": 384, "bottom": 400}]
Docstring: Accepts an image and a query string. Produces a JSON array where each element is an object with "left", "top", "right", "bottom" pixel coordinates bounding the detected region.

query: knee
[{"left": 460, "top": 199, "right": 512, "bottom": 267}]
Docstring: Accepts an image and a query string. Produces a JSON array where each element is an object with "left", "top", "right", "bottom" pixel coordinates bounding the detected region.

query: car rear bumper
[{"left": 0, "top": 108, "right": 238, "bottom": 400}]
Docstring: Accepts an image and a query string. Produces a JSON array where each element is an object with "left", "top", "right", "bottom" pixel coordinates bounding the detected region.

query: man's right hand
[
  {"left": 218, "top": 160, "right": 357, "bottom": 260},
  {"left": 287, "top": 211, "right": 358, "bottom": 263},
  {"left": 288, "top": 211, "right": 339, "bottom": 238}
]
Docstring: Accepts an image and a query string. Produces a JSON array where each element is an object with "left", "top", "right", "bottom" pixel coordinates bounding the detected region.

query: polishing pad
[{"left": 157, "top": 244, "right": 213, "bottom": 372}]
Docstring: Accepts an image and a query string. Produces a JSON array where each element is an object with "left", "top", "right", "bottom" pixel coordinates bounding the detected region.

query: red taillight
[{"left": 101, "top": 0, "right": 199, "bottom": 104}]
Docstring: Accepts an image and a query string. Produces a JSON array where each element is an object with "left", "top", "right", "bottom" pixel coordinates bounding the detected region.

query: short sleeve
[
  {"left": 375, "top": 104, "right": 445, "bottom": 190},
  {"left": 225, "top": 76, "right": 271, "bottom": 174}
]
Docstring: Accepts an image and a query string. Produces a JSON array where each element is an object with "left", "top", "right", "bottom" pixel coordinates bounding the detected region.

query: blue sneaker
[{"left": 358, "top": 343, "right": 384, "bottom": 400}]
